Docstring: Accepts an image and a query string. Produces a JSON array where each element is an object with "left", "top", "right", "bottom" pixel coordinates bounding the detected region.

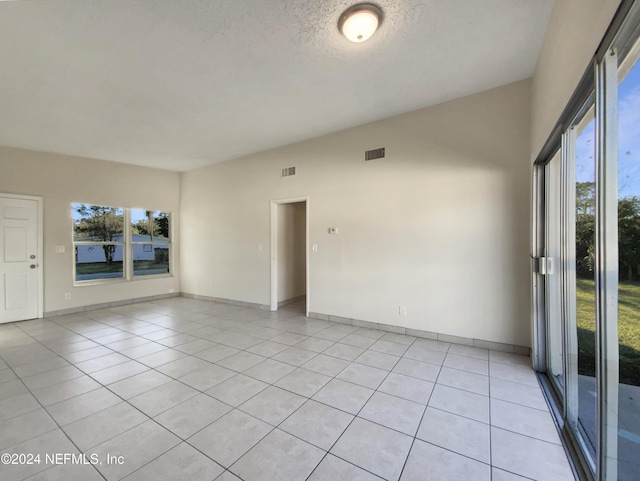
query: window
[
  {"left": 130, "top": 209, "right": 170, "bottom": 277},
  {"left": 73, "top": 204, "right": 125, "bottom": 282},
  {"left": 570, "top": 104, "right": 598, "bottom": 464},
  {"left": 614, "top": 35, "right": 640, "bottom": 481},
  {"left": 72, "top": 204, "right": 171, "bottom": 283}
]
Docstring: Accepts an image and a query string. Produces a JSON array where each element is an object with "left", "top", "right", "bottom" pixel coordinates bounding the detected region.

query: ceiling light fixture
[{"left": 338, "top": 3, "right": 383, "bottom": 43}]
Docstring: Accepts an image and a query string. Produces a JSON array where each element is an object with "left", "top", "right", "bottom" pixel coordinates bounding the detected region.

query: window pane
[
  {"left": 131, "top": 209, "right": 170, "bottom": 241},
  {"left": 73, "top": 204, "right": 124, "bottom": 242},
  {"left": 546, "top": 151, "right": 564, "bottom": 394},
  {"left": 574, "top": 108, "right": 597, "bottom": 460},
  {"left": 75, "top": 244, "right": 124, "bottom": 281},
  {"left": 133, "top": 246, "right": 169, "bottom": 276},
  {"left": 617, "top": 40, "right": 640, "bottom": 481}
]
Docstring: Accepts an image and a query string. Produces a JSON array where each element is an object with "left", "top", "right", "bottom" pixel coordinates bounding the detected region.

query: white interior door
[{"left": 0, "top": 196, "right": 40, "bottom": 323}]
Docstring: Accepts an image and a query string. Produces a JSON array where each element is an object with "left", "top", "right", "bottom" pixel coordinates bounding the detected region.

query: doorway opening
[{"left": 270, "top": 197, "right": 309, "bottom": 316}]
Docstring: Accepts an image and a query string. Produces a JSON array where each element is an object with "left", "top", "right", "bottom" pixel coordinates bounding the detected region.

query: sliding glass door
[{"left": 535, "top": 3, "right": 640, "bottom": 479}]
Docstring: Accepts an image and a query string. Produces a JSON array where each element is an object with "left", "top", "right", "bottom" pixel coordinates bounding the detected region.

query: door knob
[
  {"left": 30, "top": 264, "right": 37, "bottom": 269},
  {"left": 30, "top": 255, "right": 36, "bottom": 259}
]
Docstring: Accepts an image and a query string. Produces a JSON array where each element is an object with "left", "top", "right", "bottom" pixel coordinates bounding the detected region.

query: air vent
[
  {"left": 365, "top": 147, "right": 385, "bottom": 161},
  {"left": 281, "top": 166, "right": 296, "bottom": 178}
]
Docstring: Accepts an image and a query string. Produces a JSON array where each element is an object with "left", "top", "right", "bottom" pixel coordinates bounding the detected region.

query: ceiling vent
[
  {"left": 281, "top": 166, "right": 296, "bottom": 178},
  {"left": 365, "top": 147, "right": 385, "bottom": 161}
]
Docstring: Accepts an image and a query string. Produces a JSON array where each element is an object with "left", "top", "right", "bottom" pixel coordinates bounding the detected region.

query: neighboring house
[{"left": 75, "top": 234, "right": 169, "bottom": 263}]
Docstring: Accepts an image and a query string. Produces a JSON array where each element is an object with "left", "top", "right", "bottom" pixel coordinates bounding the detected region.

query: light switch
[
  {"left": 55, "top": 245, "right": 66, "bottom": 253},
  {"left": 312, "top": 244, "right": 318, "bottom": 252}
]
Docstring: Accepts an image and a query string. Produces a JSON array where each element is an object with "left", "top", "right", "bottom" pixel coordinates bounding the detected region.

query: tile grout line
[
  {"left": 489, "top": 352, "right": 493, "bottom": 481},
  {"left": 6, "top": 317, "right": 236, "bottom": 479},
  {"left": 20, "top": 314, "right": 242, "bottom": 480},
  {"left": 0, "top": 341, "right": 109, "bottom": 481},
  {"left": 200, "top": 318, "right": 410, "bottom": 479},
  {"left": 2, "top": 300, "right": 545, "bottom": 481}
]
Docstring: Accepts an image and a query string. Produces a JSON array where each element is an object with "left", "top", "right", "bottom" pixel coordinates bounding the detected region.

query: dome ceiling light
[{"left": 338, "top": 3, "right": 383, "bottom": 43}]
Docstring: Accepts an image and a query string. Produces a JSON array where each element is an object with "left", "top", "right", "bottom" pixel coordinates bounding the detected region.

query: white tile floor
[{"left": 0, "top": 298, "right": 575, "bottom": 481}]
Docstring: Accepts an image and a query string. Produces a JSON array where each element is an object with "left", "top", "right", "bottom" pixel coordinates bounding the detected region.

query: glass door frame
[{"left": 532, "top": 1, "right": 640, "bottom": 479}]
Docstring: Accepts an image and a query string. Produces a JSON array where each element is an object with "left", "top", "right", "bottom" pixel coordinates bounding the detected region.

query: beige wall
[
  {"left": 0, "top": 146, "right": 180, "bottom": 313},
  {"left": 181, "top": 79, "right": 532, "bottom": 346},
  {"left": 531, "top": 0, "right": 620, "bottom": 158},
  {"left": 277, "top": 202, "right": 306, "bottom": 303}
]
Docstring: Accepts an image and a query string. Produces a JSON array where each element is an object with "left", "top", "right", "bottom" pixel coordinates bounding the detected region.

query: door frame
[
  {"left": 0, "top": 193, "right": 44, "bottom": 321},
  {"left": 270, "top": 196, "right": 309, "bottom": 316}
]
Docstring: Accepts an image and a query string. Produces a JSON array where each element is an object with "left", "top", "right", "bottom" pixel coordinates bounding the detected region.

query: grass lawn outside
[
  {"left": 76, "top": 260, "right": 169, "bottom": 275},
  {"left": 76, "top": 261, "right": 123, "bottom": 275},
  {"left": 576, "top": 277, "right": 640, "bottom": 386}
]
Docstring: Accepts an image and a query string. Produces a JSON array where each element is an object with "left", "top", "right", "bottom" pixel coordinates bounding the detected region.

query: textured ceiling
[{"left": 0, "top": 0, "right": 555, "bottom": 172}]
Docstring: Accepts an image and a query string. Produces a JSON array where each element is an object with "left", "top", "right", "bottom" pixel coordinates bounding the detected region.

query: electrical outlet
[
  {"left": 64, "top": 293, "right": 72, "bottom": 300},
  {"left": 55, "top": 245, "right": 66, "bottom": 254}
]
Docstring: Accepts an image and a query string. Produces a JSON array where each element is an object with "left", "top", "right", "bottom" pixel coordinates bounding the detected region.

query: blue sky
[
  {"left": 130, "top": 209, "right": 161, "bottom": 224},
  {"left": 575, "top": 56, "right": 640, "bottom": 199},
  {"left": 618, "top": 61, "right": 640, "bottom": 198}
]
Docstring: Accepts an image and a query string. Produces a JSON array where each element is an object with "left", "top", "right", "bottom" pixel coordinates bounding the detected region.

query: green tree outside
[
  {"left": 574, "top": 186, "right": 640, "bottom": 385},
  {"left": 74, "top": 204, "right": 124, "bottom": 264}
]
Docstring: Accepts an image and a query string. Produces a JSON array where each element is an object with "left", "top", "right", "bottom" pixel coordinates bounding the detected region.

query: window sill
[{"left": 74, "top": 273, "right": 173, "bottom": 287}]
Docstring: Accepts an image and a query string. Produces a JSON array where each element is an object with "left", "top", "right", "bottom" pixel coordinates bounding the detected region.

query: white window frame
[{"left": 72, "top": 205, "right": 172, "bottom": 286}]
